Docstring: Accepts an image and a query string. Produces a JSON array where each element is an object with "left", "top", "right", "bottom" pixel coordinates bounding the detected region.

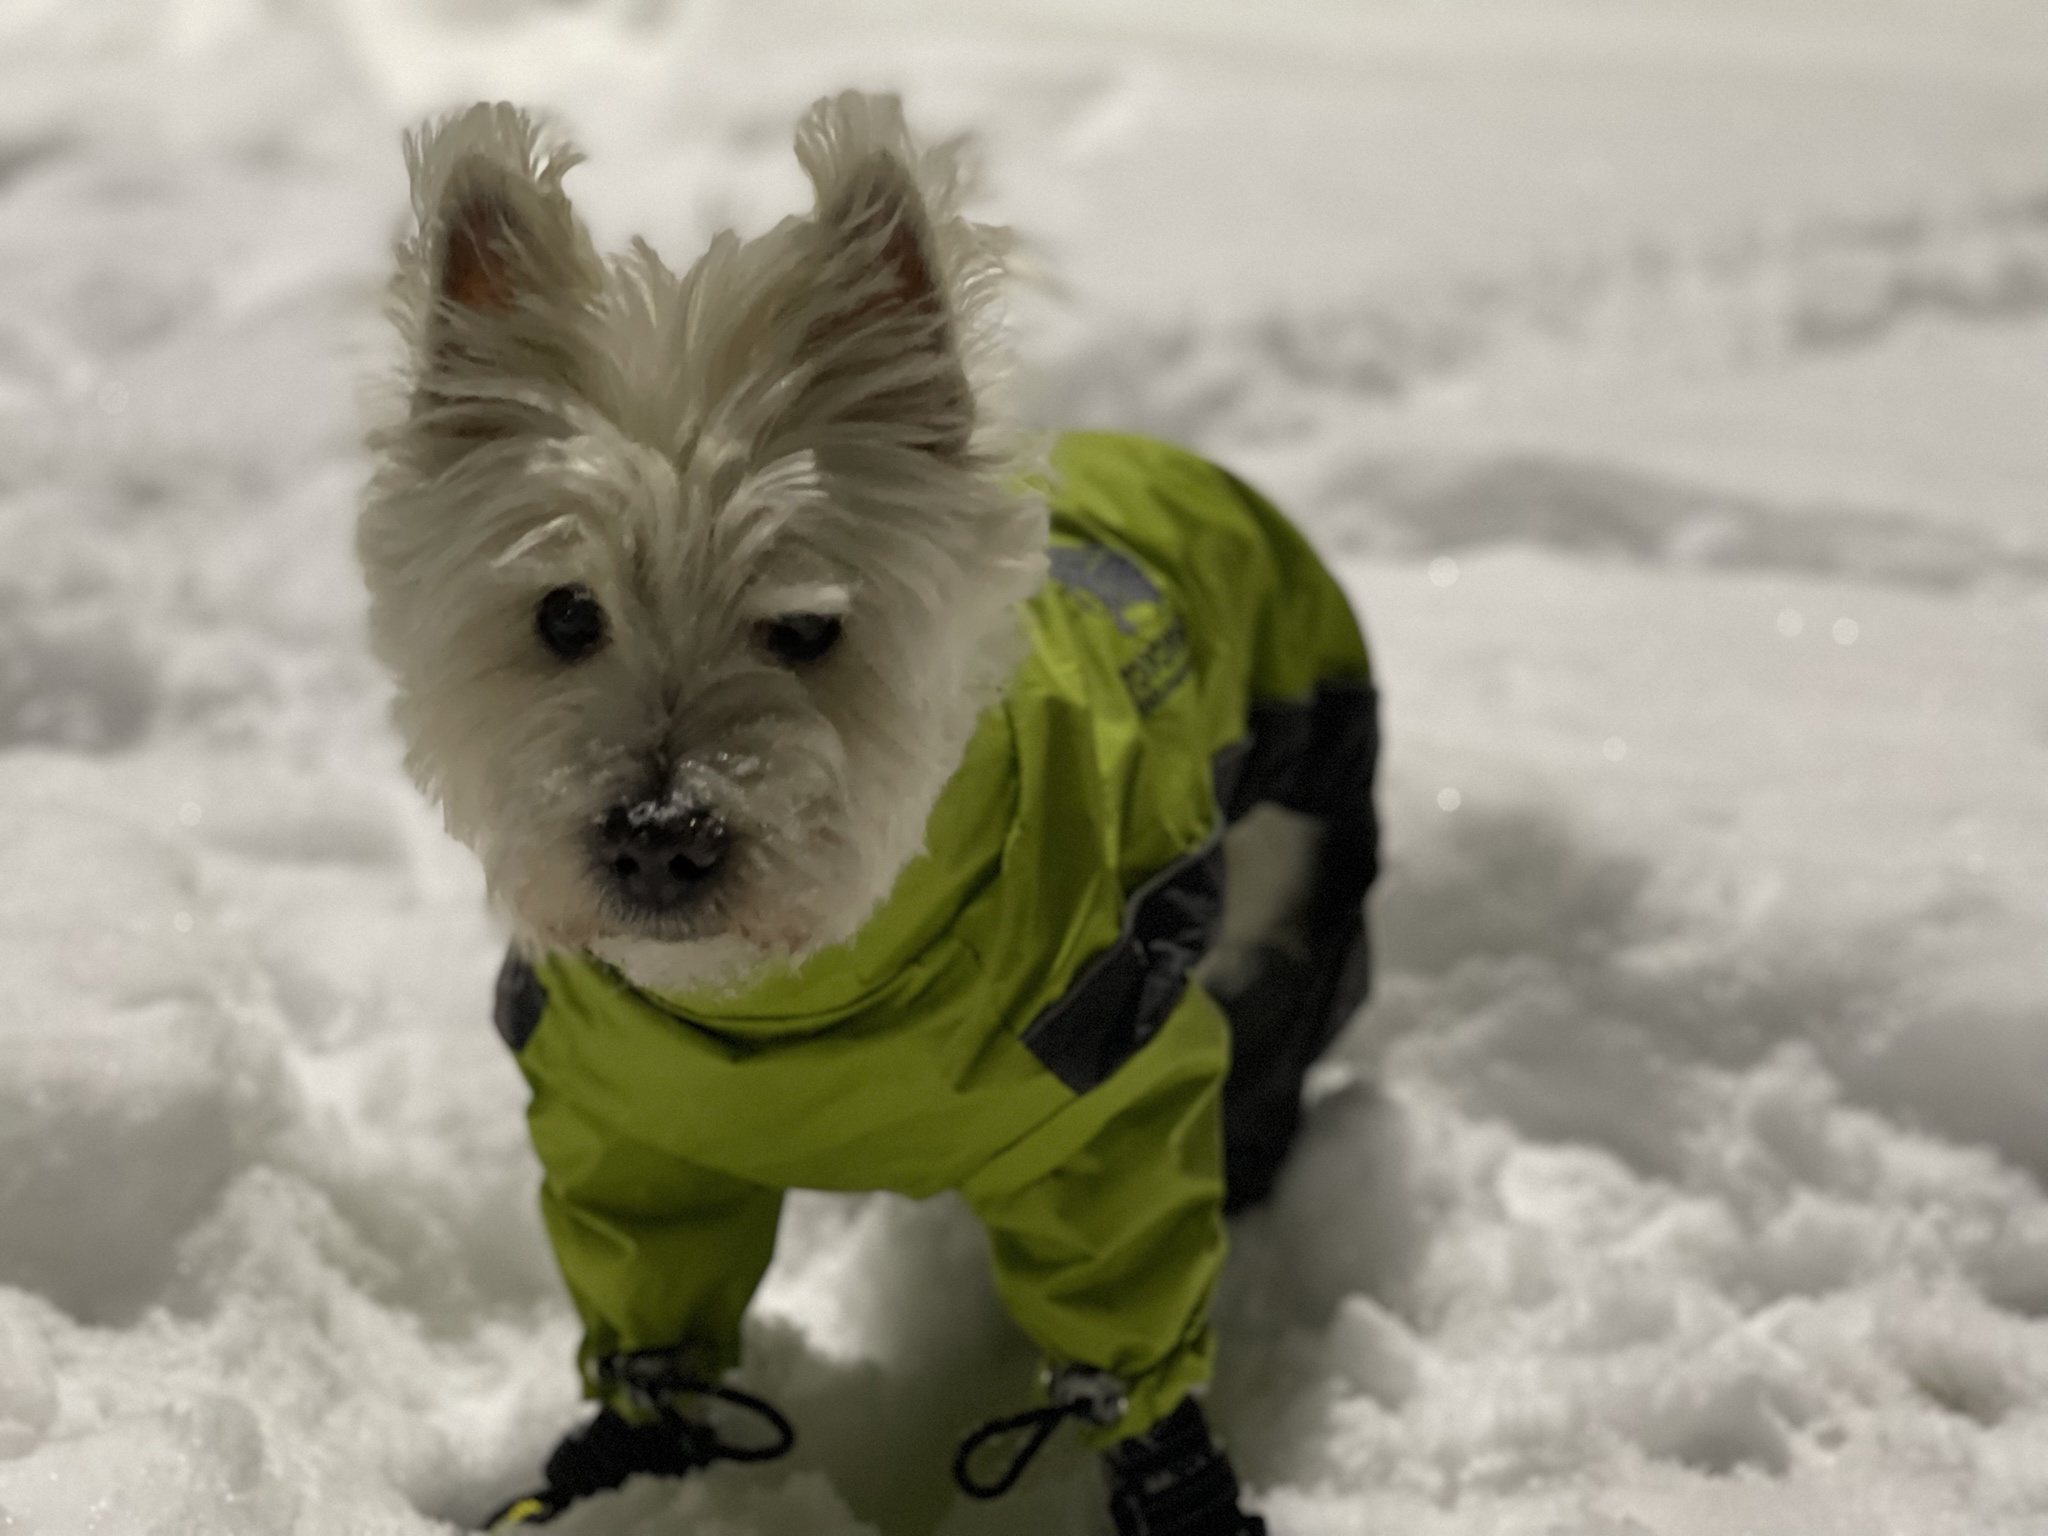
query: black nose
[{"left": 593, "top": 799, "right": 730, "bottom": 912}]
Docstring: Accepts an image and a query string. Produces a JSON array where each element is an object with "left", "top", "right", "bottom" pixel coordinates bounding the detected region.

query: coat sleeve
[
  {"left": 960, "top": 983, "right": 1230, "bottom": 1444},
  {"left": 528, "top": 1081, "right": 785, "bottom": 1396}
]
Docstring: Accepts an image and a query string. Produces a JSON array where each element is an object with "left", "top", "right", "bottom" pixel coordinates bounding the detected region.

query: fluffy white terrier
[
  {"left": 360, "top": 91, "right": 1372, "bottom": 1534},
  {"left": 361, "top": 93, "right": 1045, "bottom": 992}
]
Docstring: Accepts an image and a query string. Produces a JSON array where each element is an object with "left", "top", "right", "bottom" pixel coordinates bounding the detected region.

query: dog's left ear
[{"left": 786, "top": 93, "right": 982, "bottom": 458}]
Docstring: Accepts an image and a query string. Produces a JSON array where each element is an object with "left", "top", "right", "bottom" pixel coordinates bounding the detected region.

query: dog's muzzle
[{"left": 592, "top": 798, "right": 730, "bottom": 914}]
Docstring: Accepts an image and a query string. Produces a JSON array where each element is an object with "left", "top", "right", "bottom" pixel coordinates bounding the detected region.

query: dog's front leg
[{"left": 484, "top": 1099, "right": 790, "bottom": 1526}]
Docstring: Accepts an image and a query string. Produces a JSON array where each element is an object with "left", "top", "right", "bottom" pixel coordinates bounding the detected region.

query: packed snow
[{"left": 1, "top": 1, "right": 2045, "bottom": 1532}]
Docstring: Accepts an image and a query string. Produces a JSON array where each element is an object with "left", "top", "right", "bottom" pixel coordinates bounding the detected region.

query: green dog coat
[{"left": 498, "top": 431, "right": 1375, "bottom": 1444}]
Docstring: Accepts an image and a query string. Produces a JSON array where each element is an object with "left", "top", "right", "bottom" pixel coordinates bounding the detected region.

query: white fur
[{"left": 359, "top": 93, "right": 1048, "bottom": 990}]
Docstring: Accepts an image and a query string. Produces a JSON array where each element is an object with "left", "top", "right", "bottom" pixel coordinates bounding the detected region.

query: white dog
[{"left": 360, "top": 92, "right": 1377, "bottom": 1533}]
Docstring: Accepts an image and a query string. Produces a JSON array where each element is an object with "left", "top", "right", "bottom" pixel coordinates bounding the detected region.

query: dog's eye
[
  {"left": 535, "top": 584, "right": 607, "bottom": 663},
  {"left": 757, "top": 613, "right": 843, "bottom": 666}
]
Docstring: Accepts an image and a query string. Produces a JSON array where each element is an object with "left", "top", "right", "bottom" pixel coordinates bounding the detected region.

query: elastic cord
[
  {"left": 952, "top": 1366, "right": 1130, "bottom": 1500},
  {"left": 953, "top": 1401, "right": 1081, "bottom": 1499},
  {"left": 593, "top": 1349, "right": 797, "bottom": 1462},
  {"left": 688, "top": 1381, "right": 797, "bottom": 1463}
]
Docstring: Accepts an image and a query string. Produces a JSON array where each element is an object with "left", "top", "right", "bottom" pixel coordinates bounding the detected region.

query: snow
[{"left": 2, "top": 0, "right": 2045, "bottom": 1531}]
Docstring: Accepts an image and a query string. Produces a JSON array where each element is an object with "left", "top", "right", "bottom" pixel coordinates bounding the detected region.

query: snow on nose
[{"left": 592, "top": 798, "right": 730, "bottom": 911}]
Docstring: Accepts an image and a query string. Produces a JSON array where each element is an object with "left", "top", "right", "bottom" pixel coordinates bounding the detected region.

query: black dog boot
[
  {"left": 484, "top": 1404, "right": 719, "bottom": 1528},
  {"left": 1104, "top": 1396, "right": 1266, "bottom": 1536},
  {"left": 481, "top": 1351, "right": 795, "bottom": 1530}
]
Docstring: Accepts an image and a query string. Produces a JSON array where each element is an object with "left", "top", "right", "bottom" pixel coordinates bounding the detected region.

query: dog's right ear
[{"left": 393, "top": 103, "right": 601, "bottom": 442}]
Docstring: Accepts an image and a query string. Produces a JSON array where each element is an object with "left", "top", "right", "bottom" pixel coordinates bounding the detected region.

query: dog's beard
[
  {"left": 488, "top": 815, "right": 857, "bottom": 992},
  {"left": 466, "top": 671, "right": 986, "bottom": 995},
  {"left": 472, "top": 728, "right": 861, "bottom": 989}
]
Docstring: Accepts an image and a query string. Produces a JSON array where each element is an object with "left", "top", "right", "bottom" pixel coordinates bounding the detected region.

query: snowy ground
[{"left": 2, "top": 1, "right": 2046, "bottom": 1532}]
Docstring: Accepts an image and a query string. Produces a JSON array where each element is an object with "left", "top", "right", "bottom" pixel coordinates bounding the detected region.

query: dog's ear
[
  {"left": 785, "top": 93, "right": 980, "bottom": 458},
  {"left": 395, "top": 103, "right": 601, "bottom": 442}
]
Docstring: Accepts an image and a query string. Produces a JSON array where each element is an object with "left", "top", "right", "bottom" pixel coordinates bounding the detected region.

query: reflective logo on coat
[{"left": 1048, "top": 542, "right": 1192, "bottom": 715}]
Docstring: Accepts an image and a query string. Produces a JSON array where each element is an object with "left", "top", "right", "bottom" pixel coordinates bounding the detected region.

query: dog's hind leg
[
  {"left": 1200, "top": 679, "right": 1379, "bottom": 1214},
  {"left": 1179, "top": 452, "right": 1380, "bottom": 1217},
  {"left": 1199, "top": 804, "right": 1330, "bottom": 1211}
]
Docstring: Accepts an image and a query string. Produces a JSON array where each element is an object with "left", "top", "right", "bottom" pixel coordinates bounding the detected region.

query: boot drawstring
[
  {"left": 594, "top": 1347, "right": 797, "bottom": 1463},
  {"left": 952, "top": 1366, "right": 1129, "bottom": 1500}
]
